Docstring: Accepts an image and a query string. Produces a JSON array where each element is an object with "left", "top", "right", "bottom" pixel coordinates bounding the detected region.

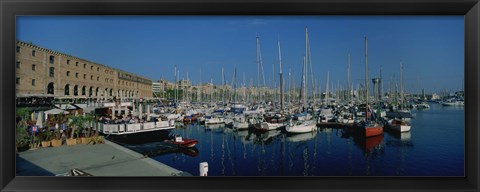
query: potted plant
[
  {"left": 65, "top": 127, "right": 76, "bottom": 146},
  {"left": 51, "top": 113, "right": 66, "bottom": 147},
  {"left": 81, "top": 114, "right": 95, "bottom": 144},
  {"left": 67, "top": 115, "right": 85, "bottom": 145},
  {"left": 51, "top": 128, "right": 62, "bottom": 147},
  {"left": 39, "top": 128, "right": 52, "bottom": 148},
  {"left": 16, "top": 108, "right": 31, "bottom": 152}
]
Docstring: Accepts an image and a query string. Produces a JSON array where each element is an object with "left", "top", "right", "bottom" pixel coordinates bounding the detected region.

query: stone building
[{"left": 15, "top": 41, "right": 152, "bottom": 100}]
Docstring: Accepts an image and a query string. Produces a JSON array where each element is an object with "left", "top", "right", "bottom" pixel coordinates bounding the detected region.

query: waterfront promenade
[{"left": 16, "top": 140, "right": 191, "bottom": 176}]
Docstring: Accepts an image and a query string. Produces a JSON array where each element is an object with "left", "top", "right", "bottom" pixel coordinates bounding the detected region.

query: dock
[{"left": 16, "top": 140, "right": 192, "bottom": 176}]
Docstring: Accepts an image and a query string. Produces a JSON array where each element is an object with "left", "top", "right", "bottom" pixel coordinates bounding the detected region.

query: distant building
[
  {"left": 15, "top": 41, "right": 153, "bottom": 99},
  {"left": 178, "top": 79, "right": 191, "bottom": 88},
  {"left": 152, "top": 82, "right": 162, "bottom": 93}
]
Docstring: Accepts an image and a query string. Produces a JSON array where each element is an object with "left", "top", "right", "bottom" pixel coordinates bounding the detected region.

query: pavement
[{"left": 16, "top": 140, "right": 192, "bottom": 176}]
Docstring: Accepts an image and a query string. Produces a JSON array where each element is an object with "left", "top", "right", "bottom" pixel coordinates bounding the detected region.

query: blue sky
[{"left": 16, "top": 16, "right": 464, "bottom": 93}]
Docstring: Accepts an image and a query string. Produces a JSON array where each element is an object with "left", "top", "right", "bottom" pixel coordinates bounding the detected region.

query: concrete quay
[{"left": 16, "top": 140, "right": 191, "bottom": 176}]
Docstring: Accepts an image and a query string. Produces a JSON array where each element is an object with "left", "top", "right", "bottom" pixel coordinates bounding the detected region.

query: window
[
  {"left": 32, "top": 64, "right": 36, "bottom": 71},
  {"left": 31, "top": 79, "right": 35, "bottom": 86},
  {"left": 97, "top": 77, "right": 99, "bottom": 81},
  {"left": 90, "top": 75, "right": 93, "bottom": 80},
  {"left": 32, "top": 50, "right": 36, "bottom": 57},
  {"left": 16, "top": 78, "right": 20, "bottom": 85},
  {"left": 49, "top": 67, "right": 55, "bottom": 77},
  {"left": 67, "top": 71, "right": 70, "bottom": 76},
  {"left": 83, "top": 64, "right": 86, "bottom": 68},
  {"left": 91, "top": 66, "right": 93, "bottom": 70},
  {"left": 83, "top": 74, "right": 86, "bottom": 79},
  {"left": 49, "top": 55, "right": 55, "bottom": 64},
  {"left": 16, "top": 61, "right": 20, "bottom": 68},
  {"left": 97, "top": 67, "right": 99, "bottom": 71},
  {"left": 16, "top": 46, "right": 20, "bottom": 53},
  {"left": 75, "top": 62, "right": 78, "bottom": 67},
  {"left": 75, "top": 73, "right": 79, "bottom": 78},
  {"left": 67, "top": 60, "right": 70, "bottom": 65}
]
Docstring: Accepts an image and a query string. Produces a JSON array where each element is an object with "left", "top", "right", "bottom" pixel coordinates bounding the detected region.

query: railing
[{"left": 100, "top": 120, "right": 174, "bottom": 135}]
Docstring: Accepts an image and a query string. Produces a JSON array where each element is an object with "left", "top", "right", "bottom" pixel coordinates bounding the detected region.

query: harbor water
[{"left": 112, "top": 103, "right": 464, "bottom": 176}]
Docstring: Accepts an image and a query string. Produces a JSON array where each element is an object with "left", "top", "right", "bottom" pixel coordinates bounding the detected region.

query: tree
[
  {"left": 16, "top": 108, "right": 31, "bottom": 152},
  {"left": 68, "top": 115, "right": 87, "bottom": 139}
]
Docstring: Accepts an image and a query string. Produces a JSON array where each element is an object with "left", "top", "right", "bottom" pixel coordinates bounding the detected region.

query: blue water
[{"left": 120, "top": 103, "right": 464, "bottom": 176}]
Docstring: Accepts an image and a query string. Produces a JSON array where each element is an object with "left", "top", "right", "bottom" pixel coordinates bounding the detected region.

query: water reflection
[
  {"left": 286, "top": 132, "right": 318, "bottom": 142},
  {"left": 356, "top": 135, "right": 384, "bottom": 153},
  {"left": 254, "top": 130, "right": 282, "bottom": 145},
  {"left": 113, "top": 103, "right": 463, "bottom": 176},
  {"left": 385, "top": 129, "right": 414, "bottom": 147},
  {"left": 124, "top": 141, "right": 199, "bottom": 157}
]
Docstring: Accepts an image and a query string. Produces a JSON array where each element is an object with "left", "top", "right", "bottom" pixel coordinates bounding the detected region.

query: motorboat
[
  {"left": 164, "top": 135, "right": 198, "bottom": 148},
  {"left": 387, "top": 118, "right": 411, "bottom": 132}
]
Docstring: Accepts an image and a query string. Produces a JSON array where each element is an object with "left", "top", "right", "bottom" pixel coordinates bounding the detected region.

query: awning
[{"left": 44, "top": 108, "right": 69, "bottom": 115}]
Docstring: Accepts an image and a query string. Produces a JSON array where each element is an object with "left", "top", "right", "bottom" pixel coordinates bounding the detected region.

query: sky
[{"left": 16, "top": 16, "right": 464, "bottom": 94}]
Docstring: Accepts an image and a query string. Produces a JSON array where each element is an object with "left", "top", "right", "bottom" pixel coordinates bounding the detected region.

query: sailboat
[
  {"left": 357, "top": 36, "right": 383, "bottom": 138},
  {"left": 385, "top": 61, "right": 412, "bottom": 132},
  {"left": 233, "top": 114, "right": 249, "bottom": 130},
  {"left": 286, "top": 27, "right": 317, "bottom": 134}
]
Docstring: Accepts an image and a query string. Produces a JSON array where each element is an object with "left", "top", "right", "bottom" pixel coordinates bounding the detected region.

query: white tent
[
  {"left": 44, "top": 108, "right": 69, "bottom": 115},
  {"left": 35, "top": 112, "right": 43, "bottom": 128}
]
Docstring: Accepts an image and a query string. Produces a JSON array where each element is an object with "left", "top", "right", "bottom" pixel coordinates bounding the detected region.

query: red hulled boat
[{"left": 165, "top": 136, "right": 198, "bottom": 148}]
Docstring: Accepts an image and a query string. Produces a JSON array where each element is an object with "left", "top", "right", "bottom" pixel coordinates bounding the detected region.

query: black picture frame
[{"left": 1, "top": 0, "right": 478, "bottom": 191}]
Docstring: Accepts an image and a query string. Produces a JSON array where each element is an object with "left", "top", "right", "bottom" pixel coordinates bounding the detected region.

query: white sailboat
[
  {"left": 286, "top": 27, "right": 317, "bottom": 134},
  {"left": 233, "top": 114, "right": 249, "bottom": 130},
  {"left": 317, "top": 108, "right": 334, "bottom": 123}
]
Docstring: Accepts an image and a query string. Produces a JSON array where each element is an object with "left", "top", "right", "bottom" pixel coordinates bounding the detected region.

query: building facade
[{"left": 15, "top": 41, "right": 152, "bottom": 99}]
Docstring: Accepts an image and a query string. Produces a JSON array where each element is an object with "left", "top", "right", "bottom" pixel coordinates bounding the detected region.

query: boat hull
[
  {"left": 286, "top": 120, "right": 317, "bottom": 133},
  {"left": 165, "top": 139, "right": 198, "bottom": 148},
  {"left": 365, "top": 126, "right": 383, "bottom": 137},
  {"left": 388, "top": 119, "right": 411, "bottom": 132},
  {"left": 233, "top": 122, "right": 249, "bottom": 130}
]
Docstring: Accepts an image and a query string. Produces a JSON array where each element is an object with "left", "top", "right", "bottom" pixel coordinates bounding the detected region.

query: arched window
[
  {"left": 74, "top": 85, "right": 78, "bottom": 96},
  {"left": 89, "top": 87, "right": 93, "bottom": 97},
  {"left": 82, "top": 86, "right": 86, "bottom": 95},
  {"left": 64, "top": 84, "right": 70, "bottom": 95},
  {"left": 95, "top": 87, "right": 99, "bottom": 96},
  {"left": 66, "top": 71, "right": 70, "bottom": 77},
  {"left": 109, "top": 88, "right": 113, "bottom": 96},
  {"left": 47, "top": 82, "right": 54, "bottom": 94}
]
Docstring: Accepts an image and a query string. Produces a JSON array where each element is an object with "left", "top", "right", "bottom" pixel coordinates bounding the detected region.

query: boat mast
[
  {"left": 400, "top": 60, "right": 404, "bottom": 108},
  {"left": 307, "top": 27, "right": 315, "bottom": 106},
  {"left": 278, "top": 36, "right": 284, "bottom": 113},
  {"left": 365, "top": 36, "right": 369, "bottom": 122},
  {"left": 304, "top": 26, "right": 309, "bottom": 107},
  {"left": 326, "top": 71, "right": 329, "bottom": 105},
  {"left": 380, "top": 65, "right": 383, "bottom": 101},
  {"left": 256, "top": 34, "right": 260, "bottom": 103},
  {"left": 347, "top": 49, "right": 351, "bottom": 102},
  {"left": 174, "top": 65, "right": 177, "bottom": 105},
  {"left": 303, "top": 56, "right": 307, "bottom": 110},
  {"left": 256, "top": 34, "right": 266, "bottom": 104}
]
